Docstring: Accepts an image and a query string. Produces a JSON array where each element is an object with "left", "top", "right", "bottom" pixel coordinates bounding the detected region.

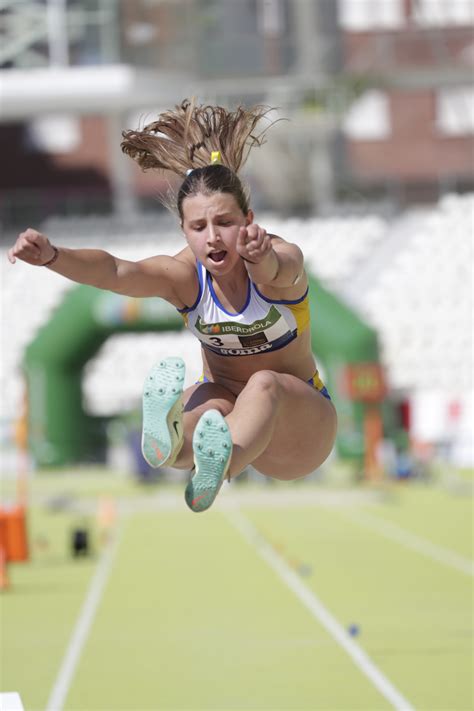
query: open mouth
[{"left": 208, "top": 250, "right": 227, "bottom": 263}]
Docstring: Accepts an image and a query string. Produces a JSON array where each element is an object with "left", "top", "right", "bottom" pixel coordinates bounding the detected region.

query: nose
[{"left": 207, "top": 223, "right": 220, "bottom": 245}]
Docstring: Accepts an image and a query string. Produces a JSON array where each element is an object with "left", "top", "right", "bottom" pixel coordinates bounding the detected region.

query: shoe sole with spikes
[
  {"left": 185, "top": 409, "right": 233, "bottom": 512},
  {"left": 141, "top": 357, "right": 185, "bottom": 468}
]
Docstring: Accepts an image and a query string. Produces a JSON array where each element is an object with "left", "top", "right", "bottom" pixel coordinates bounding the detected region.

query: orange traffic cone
[{"left": 0, "top": 545, "right": 9, "bottom": 591}]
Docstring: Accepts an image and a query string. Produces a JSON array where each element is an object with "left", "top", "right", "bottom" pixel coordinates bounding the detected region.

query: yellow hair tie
[{"left": 210, "top": 151, "right": 221, "bottom": 164}]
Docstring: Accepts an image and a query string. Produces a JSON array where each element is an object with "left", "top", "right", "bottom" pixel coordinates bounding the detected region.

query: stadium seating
[{"left": 1, "top": 194, "right": 472, "bottom": 463}]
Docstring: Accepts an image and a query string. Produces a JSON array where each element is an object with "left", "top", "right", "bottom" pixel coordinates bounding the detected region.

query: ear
[{"left": 245, "top": 209, "right": 254, "bottom": 225}]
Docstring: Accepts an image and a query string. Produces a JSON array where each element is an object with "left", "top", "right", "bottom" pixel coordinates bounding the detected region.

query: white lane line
[
  {"left": 45, "top": 523, "right": 124, "bottom": 711},
  {"left": 340, "top": 509, "right": 473, "bottom": 577},
  {"left": 224, "top": 508, "right": 415, "bottom": 711}
]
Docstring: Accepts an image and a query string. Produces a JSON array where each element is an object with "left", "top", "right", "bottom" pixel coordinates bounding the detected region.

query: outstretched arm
[
  {"left": 236, "top": 225, "right": 304, "bottom": 288},
  {"left": 7, "top": 228, "right": 193, "bottom": 304}
]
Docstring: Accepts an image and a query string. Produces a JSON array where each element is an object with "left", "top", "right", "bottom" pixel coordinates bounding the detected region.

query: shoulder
[
  {"left": 136, "top": 251, "right": 195, "bottom": 283},
  {"left": 269, "top": 234, "right": 302, "bottom": 254},
  {"left": 258, "top": 234, "right": 307, "bottom": 301},
  {"left": 173, "top": 244, "right": 196, "bottom": 267},
  {"left": 256, "top": 276, "right": 309, "bottom": 303},
  {"left": 170, "top": 245, "right": 201, "bottom": 309},
  {"left": 128, "top": 249, "right": 198, "bottom": 309}
]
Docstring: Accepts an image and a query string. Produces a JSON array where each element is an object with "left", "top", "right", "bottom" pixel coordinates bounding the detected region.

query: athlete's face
[{"left": 182, "top": 192, "right": 253, "bottom": 274}]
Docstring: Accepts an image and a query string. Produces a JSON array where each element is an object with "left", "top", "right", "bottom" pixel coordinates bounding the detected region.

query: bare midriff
[{"left": 200, "top": 328, "right": 318, "bottom": 397}]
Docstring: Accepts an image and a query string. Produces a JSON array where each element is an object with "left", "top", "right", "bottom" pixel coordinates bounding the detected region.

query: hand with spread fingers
[
  {"left": 8, "top": 228, "right": 56, "bottom": 266},
  {"left": 236, "top": 224, "right": 273, "bottom": 264}
]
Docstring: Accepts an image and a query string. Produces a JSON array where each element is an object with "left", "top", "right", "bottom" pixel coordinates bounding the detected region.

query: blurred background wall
[
  {"left": 0, "top": 0, "right": 472, "bottom": 473},
  {"left": 8, "top": 0, "right": 340, "bottom": 221},
  {"left": 1, "top": 0, "right": 473, "bottom": 223}
]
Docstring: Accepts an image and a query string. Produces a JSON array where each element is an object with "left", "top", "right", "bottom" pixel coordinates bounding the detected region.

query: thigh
[
  {"left": 253, "top": 374, "right": 338, "bottom": 479},
  {"left": 183, "top": 381, "right": 236, "bottom": 416}
]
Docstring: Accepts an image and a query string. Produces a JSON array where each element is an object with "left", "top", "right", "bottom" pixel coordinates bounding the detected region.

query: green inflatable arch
[{"left": 23, "top": 275, "right": 383, "bottom": 467}]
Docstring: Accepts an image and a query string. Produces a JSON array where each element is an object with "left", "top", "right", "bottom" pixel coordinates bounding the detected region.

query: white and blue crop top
[{"left": 177, "top": 261, "right": 310, "bottom": 357}]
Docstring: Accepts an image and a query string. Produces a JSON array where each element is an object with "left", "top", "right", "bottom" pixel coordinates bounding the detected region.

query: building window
[
  {"left": 412, "top": 0, "right": 473, "bottom": 27},
  {"left": 436, "top": 87, "right": 474, "bottom": 136},
  {"left": 338, "top": 0, "right": 404, "bottom": 30},
  {"left": 27, "top": 115, "right": 81, "bottom": 153},
  {"left": 343, "top": 90, "right": 391, "bottom": 140}
]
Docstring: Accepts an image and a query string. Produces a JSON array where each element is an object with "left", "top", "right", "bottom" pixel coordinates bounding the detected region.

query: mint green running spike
[
  {"left": 141, "top": 357, "right": 185, "bottom": 468},
  {"left": 185, "top": 409, "right": 233, "bottom": 513}
]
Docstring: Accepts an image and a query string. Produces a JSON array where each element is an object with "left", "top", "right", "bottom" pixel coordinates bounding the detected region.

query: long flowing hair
[
  {"left": 121, "top": 98, "right": 275, "bottom": 177},
  {"left": 121, "top": 99, "right": 278, "bottom": 217}
]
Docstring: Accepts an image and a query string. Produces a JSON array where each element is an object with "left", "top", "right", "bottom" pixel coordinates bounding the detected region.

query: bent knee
[
  {"left": 184, "top": 383, "right": 235, "bottom": 417},
  {"left": 186, "top": 398, "right": 234, "bottom": 418},
  {"left": 208, "top": 397, "right": 234, "bottom": 417},
  {"left": 246, "top": 369, "right": 282, "bottom": 398}
]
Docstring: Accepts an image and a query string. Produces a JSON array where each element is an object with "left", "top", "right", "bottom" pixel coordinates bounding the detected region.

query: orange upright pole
[
  {"left": 0, "top": 513, "right": 10, "bottom": 591},
  {"left": 364, "top": 405, "right": 384, "bottom": 482},
  {"left": 14, "top": 390, "right": 29, "bottom": 508},
  {"left": 0, "top": 545, "right": 9, "bottom": 591}
]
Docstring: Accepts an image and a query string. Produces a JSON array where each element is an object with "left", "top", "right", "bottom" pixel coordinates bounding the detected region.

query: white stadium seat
[{"left": 1, "top": 195, "right": 472, "bottom": 463}]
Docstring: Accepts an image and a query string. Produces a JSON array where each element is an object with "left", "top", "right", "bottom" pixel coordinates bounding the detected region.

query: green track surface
[{"left": 1, "top": 472, "right": 472, "bottom": 711}]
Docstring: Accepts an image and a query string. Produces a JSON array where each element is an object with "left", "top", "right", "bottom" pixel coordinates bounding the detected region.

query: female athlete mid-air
[{"left": 8, "top": 99, "right": 337, "bottom": 512}]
